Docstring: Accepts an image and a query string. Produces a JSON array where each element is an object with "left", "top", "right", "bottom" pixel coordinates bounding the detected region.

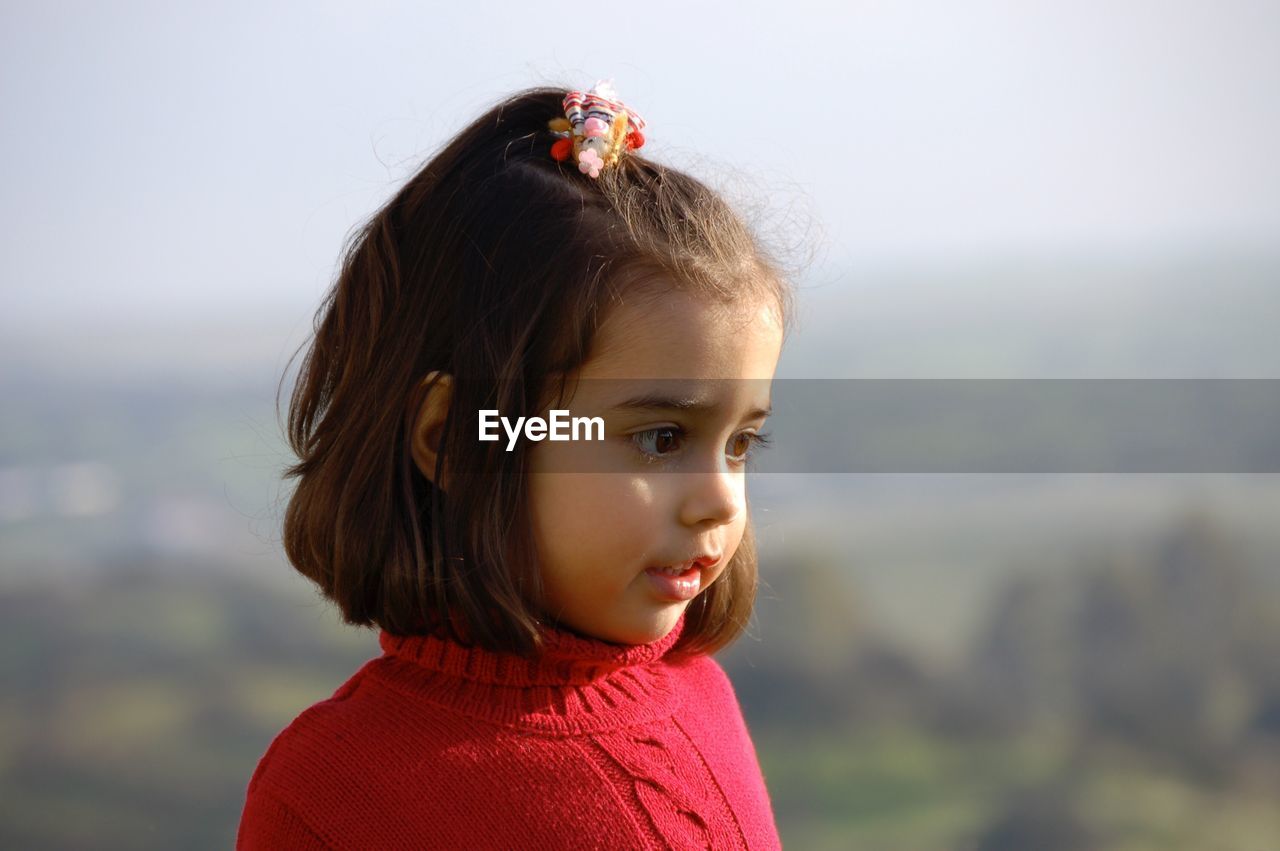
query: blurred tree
[
  {"left": 720, "top": 545, "right": 933, "bottom": 732},
  {"left": 971, "top": 780, "right": 1099, "bottom": 851},
  {"left": 966, "top": 507, "right": 1280, "bottom": 780}
]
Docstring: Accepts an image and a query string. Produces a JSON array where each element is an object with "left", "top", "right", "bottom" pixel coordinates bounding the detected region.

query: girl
[{"left": 237, "top": 81, "right": 795, "bottom": 850}]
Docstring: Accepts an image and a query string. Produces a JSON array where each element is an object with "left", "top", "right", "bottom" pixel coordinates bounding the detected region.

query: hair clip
[{"left": 547, "top": 79, "right": 646, "bottom": 178}]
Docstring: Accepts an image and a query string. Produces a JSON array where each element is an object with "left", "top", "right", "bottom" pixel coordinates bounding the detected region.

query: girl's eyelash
[
  {"left": 630, "top": 427, "right": 774, "bottom": 465},
  {"left": 743, "top": 432, "right": 773, "bottom": 458}
]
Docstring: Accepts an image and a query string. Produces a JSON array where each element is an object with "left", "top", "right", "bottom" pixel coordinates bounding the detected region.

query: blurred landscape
[{"left": 3, "top": 251, "right": 1280, "bottom": 848}]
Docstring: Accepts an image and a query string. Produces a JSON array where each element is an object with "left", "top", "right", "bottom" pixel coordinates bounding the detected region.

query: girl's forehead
[{"left": 581, "top": 290, "right": 783, "bottom": 382}]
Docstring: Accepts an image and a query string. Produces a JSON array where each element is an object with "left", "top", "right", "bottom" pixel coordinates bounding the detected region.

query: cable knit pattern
[
  {"left": 584, "top": 728, "right": 724, "bottom": 849},
  {"left": 236, "top": 611, "right": 782, "bottom": 850}
]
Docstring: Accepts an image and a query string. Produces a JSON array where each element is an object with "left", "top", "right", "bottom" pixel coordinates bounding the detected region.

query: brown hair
[{"left": 278, "top": 86, "right": 795, "bottom": 659}]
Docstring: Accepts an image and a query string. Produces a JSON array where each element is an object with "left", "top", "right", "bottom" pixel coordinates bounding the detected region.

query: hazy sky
[{"left": 2, "top": 0, "right": 1278, "bottom": 332}]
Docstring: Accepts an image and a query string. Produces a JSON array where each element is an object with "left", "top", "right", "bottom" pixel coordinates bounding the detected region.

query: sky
[{"left": 1, "top": 0, "right": 1278, "bottom": 334}]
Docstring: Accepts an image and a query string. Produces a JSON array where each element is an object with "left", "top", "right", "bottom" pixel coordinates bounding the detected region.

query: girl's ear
[{"left": 410, "top": 371, "right": 454, "bottom": 491}]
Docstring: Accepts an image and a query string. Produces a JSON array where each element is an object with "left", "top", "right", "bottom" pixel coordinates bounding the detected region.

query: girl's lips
[
  {"left": 644, "top": 565, "right": 703, "bottom": 601},
  {"left": 648, "top": 554, "right": 720, "bottom": 573},
  {"left": 643, "top": 554, "right": 720, "bottom": 601}
]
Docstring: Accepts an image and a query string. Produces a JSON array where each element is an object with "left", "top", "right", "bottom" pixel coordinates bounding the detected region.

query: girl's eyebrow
[{"left": 608, "top": 393, "right": 773, "bottom": 421}]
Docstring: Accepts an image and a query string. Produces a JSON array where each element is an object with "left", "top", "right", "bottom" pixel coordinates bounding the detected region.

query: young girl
[{"left": 237, "top": 81, "right": 794, "bottom": 850}]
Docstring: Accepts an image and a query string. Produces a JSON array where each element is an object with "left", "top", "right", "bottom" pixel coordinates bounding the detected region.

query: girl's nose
[{"left": 677, "top": 466, "right": 744, "bottom": 529}]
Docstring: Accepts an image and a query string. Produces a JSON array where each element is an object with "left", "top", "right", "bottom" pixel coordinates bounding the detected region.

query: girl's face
[{"left": 526, "top": 287, "right": 784, "bottom": 645}]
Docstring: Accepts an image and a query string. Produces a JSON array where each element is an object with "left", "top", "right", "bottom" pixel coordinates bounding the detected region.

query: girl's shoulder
[
  {"left": 242, "top": 657, "right": 381, "bottom": 796},
  {"left": 240, "top": 654, "right": 512, "bottom": 846},
  {"left": 237, "top": 658, "right": 385, "bottom": 848},
  {"left": 670, "top": 648, "right": 739, "bottom": 699}
]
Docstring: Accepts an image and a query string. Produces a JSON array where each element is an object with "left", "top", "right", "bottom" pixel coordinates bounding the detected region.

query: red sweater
[{"left": 236, "top": 610, "right": 782, "bottom": 849}]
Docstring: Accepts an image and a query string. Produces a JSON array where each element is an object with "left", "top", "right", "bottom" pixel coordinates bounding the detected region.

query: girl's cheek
[{"left": 614, "top": 476, "right": 665, "bottom": 519}]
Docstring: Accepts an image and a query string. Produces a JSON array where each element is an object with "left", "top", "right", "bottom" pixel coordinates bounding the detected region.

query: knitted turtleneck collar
[{"left": 371, "top": 612, "right": 691, "bottom": 734}]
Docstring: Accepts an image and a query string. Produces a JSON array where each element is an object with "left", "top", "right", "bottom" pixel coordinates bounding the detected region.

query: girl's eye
[
  {"left": 631, "top": 427, "right": 774, "bottom": 466},
  {"left": 728, "top": 431, "right": 773, "bottom": 464},
  {"left": 631, "top": 427, "right": 684, "bottom": 460}
]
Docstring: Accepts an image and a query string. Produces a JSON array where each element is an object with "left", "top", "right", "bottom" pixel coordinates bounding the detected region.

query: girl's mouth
[
  {"left": 643, "top": 561, "right": 707, "bottom": 601},
  {"left": 650, "top": 561, "right": 698, "bottom": 576}
]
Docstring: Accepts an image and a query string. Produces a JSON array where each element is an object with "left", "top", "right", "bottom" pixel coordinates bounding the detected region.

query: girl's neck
[{"left": 371, "top": 609, "right": 691, "bottom": 734}]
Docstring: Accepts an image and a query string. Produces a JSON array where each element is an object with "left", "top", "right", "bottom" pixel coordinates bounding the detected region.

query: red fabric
[{"left": 236, "top": 610, "right": 782, "bottom": 849}]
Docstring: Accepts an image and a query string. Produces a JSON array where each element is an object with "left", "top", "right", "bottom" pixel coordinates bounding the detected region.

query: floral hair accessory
[
  {"left": 577, "top": 148, "right": 604, "bottom": 178},
  {"left": 547, "top": 79, "right": 647, "bottom": 179}
]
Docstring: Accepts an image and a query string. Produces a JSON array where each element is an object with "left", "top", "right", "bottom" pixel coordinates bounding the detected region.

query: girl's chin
[{"left": 595, "top": 610, "right": 688, "bottom": 647}]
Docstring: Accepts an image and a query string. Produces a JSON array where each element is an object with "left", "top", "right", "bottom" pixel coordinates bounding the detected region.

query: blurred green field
[{"left": 757, "top": 724, "right": 1280, "bottom": 850}]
